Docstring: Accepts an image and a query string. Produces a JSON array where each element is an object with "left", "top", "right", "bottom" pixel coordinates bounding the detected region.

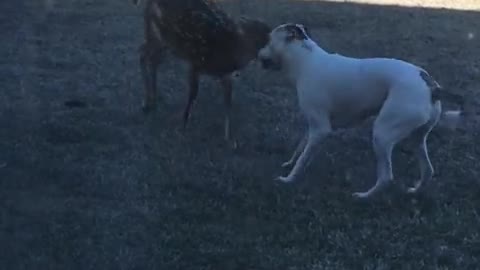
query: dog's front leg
[
  {"left": 276, "top": 114, "right": 331, "bottom": 183},
  {"left": 182, "top": 65, "right": 199, "bottom": 128},
  {"left": 282, "top": 133, "right": 307, "bottom": 168}
]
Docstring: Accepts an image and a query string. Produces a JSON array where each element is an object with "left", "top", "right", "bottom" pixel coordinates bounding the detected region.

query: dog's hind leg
[
  {"left": 407, "top": 133, "right": 434, "bottom": 194},
  {"left": 276, "top": 113, "right": 331, "bottom": 183},
  {"left": 407, "top": 101, "right": 441, "bottom": 194},
  {"left": 282, "top": 133, "right": 307, "bottom": 168},
  {"left": 353, "top": 95, "right": 430, "bottom": 199}
]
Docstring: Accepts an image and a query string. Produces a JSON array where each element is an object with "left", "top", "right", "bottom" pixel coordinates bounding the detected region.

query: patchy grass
[{"left": 1, "top": 0, "right": 480, "bottom": 269}]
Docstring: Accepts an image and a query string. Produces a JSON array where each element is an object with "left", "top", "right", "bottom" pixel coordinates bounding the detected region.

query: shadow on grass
[{"left": 1, "top": 0, "right": 480, "bottom": 270}]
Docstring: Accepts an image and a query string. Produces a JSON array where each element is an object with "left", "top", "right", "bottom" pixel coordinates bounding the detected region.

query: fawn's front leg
[
  {"left": 182, "top": 65, "right": 199, "bottom": 128},
  {"left": 139, "top": 43, "right": 163, "bottom": 113},
  {"left": 220, "top": 74, "right": 234, "bottom": 144}
]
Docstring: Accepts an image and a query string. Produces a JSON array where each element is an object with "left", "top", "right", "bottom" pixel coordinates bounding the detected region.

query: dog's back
[
  {"left": 302, "top": 54, "right": 435, "bottom": 127},
  {"left": 356, "top": 57, "right": 420, "bottom": 85}
]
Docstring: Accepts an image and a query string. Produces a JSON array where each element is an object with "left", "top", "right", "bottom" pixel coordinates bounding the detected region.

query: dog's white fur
[{"left": 258, "top": 24, "right": 462, "bottom": 199}]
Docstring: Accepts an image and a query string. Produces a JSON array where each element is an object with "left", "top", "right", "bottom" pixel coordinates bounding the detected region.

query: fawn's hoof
[{"left": 142, "top": 103, "right": 156, "bottom": 114}]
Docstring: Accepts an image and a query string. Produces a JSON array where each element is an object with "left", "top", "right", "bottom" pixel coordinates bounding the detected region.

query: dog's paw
[
  {"left": 275, "top": 176, "right": 294, "bottom": 183},
  {"left": 406, "top": 187, "right": 419, "bottom": 194},
  {"left": 352, "top": 191, "right": 370, "bottom": 199},
  {"left": 406, "top": 181, "right": 423, "bottom": 194},
  {"left": 281, "top": 160, "right": 293, "bottom": 168}
]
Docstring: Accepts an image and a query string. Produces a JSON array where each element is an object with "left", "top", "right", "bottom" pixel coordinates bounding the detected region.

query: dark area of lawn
[{"left": 1, "top": 0, "right": 479, "bottom": 269}]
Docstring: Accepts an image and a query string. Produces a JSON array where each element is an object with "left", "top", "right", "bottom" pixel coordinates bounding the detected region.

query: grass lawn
[{"left": 1, "top": 0, "right": 480, "bottom": 269}]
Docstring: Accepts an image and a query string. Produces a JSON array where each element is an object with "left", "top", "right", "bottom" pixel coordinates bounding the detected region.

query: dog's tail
[
  {"left": 419, "top": 69, "right": 465, "bottom": 131},
  {"left": 420, "top": 69, "right": 465, "bottom": 104},
  {"left": 430, "top": 100, "right": 463, "bottom": 131}
]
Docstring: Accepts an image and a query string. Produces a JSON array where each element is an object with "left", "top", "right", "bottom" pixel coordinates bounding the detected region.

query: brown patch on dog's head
[
  {"left": 281, "top": 23, "right": 311, "bottom": 43},
  {"left": 257, "top": 23, "right": 313, "bottom": 71}
]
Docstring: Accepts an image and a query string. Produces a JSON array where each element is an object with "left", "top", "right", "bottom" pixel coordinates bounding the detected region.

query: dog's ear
[
  {"left": 284, "top": 24, "right": 309, "bottom": 42},
  {"left": 301, "top": 24, "right": 312, "bottom": 38}
]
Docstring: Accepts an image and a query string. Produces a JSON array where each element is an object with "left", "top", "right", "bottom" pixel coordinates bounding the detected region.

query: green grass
[{"left": 1, "top": 0, "right": 480, "bottom": 269}]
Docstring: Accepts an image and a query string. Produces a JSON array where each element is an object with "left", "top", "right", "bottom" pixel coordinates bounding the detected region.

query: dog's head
[{"left": 258, "top": 23, "right": 312, "bottom": 70}]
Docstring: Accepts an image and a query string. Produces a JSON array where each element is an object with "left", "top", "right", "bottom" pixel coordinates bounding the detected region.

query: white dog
[{"left": 258, "top": 23, "right": 462, "bottom": 199}]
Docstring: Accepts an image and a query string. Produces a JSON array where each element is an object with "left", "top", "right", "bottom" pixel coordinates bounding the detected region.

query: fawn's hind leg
[
  {"left": 139, "top": 42, "right": 164, "bottom": 113},
  {"left": 182, "top": 65, "right": 199, "bottom": 127},
  {"left": 220, "top": 75, "right": 234, "bottom": 142}
]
